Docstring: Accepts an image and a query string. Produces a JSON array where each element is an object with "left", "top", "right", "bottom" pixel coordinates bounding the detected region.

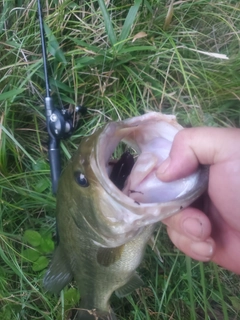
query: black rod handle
[{"left": 49, "top": 141, "right": 61, "bottom": 194}]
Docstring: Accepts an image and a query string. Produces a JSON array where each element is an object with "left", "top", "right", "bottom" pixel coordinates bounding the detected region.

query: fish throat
[{"left": 109, "top": 150, "right": 135, "bottom": 191}]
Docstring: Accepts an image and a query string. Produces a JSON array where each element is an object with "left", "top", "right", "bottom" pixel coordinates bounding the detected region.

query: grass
[{"left": 1, "top": 0, "right": 240, "bottom": 319}]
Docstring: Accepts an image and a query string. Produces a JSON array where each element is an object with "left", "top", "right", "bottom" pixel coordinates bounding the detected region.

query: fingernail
[
  {"left": 156, "top": 157, "right": 171, "bottom": 177},
  {"left": 183, "top": 218, "right": 203, "bottom": 239},
  {"left": 191, "top": 241, "right": 213, "bottom": 259}
]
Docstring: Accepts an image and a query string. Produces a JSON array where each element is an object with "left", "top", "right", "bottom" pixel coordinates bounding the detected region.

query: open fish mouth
[{"left": 93, "top": 112, "right": 208, "bottom": 206}]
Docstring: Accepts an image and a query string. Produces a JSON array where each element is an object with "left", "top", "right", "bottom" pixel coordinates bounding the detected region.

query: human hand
[{"left": 157, "top": 127, "right": 240, "bottom": 274}]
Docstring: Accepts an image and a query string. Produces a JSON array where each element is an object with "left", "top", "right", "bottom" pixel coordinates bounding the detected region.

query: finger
[
  {"left": 157, "top": 127, "right": 240, "bottom": 181},
  {"left": 166, "top": 227, "right": 215, "bottom": 262},
  {"left": 163, "top": 207, "right": 212, "bottom": 242}
]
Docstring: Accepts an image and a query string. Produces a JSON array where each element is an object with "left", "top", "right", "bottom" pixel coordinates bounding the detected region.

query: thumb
[{"left": 156, "top": 127, "right": 240, "bottom": 181}]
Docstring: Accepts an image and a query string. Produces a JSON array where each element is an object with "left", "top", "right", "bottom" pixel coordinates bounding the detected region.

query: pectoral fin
[
  {"left": 43, "top": 245, "right": 72, "bottom": 294},
  {"left": 115, "top": 273, "right": 144, "bottom": 297},
  {"left": 97, "top": 245, "right": 125, "bottom": 267}
]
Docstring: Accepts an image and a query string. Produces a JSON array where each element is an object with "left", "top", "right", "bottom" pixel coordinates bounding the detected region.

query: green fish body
[{"left": 44, "top": 112, "right": 208, "bottom": 319}]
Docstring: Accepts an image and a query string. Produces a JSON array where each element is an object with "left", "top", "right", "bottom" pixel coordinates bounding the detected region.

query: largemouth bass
[{"left": 44, "top": 112, "right": 208, "bottom": 319}]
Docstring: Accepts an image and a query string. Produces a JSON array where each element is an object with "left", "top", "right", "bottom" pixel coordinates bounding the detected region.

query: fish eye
[{"left": 74, "top": 172, "right": 89, "bottom": 187}]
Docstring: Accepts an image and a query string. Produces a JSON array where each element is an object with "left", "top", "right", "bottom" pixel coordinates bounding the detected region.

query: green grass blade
[
  {"left": 97, "top": 0, "right": 117, "bottom": 46},
  {"left": 157, "top": 252, "right": 179, "bottom": 318},
  {"left": 186, "top": 256, "right": 196, "bottom": 320},
  {"left": 199, "top": 262, "right": 208, "bottom": 320},
  {"left": 0, "top": 124, "right": 36, "bottom": 163},
  {"left": 0, "top": 88, "right": 25, "bottom": 101},
  {"left": 0, "top": 2, "right": 10, "bottom": 33},
  {"left": 213, "top": 263, "right": 229, "bottom": 320},
  {"left": 43, "top": 22, "right": 67, "bottom": 64},
  {"left": 118, "top": 0, "right": 142, "bottom": 44}
]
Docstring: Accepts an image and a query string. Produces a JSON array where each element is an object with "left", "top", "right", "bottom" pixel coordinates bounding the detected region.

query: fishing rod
[{"left": 37, "top": 0, "right": 85, "bottom": 194}]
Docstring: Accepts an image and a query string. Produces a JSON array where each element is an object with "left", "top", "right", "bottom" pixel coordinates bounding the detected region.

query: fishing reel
[
  {"left": 45, "top": 100, "right": 87, "bottom": 194},
  {"left": 48, "top": 105, "right": 87, "bottom": 140}
]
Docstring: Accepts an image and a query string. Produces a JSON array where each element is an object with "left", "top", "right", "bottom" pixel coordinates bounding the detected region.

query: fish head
[{"left": 58, "top": 112, "right": 208, "bottom": 247}]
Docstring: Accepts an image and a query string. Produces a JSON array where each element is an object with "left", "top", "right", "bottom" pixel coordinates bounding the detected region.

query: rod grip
[{"left": 48, "top": 143, "right": 61, "bottom": 195}]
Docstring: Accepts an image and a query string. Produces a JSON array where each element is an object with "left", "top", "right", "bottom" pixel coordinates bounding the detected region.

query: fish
[{"left": 43, "top": 112, "right": 208, "bottom": 320}]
